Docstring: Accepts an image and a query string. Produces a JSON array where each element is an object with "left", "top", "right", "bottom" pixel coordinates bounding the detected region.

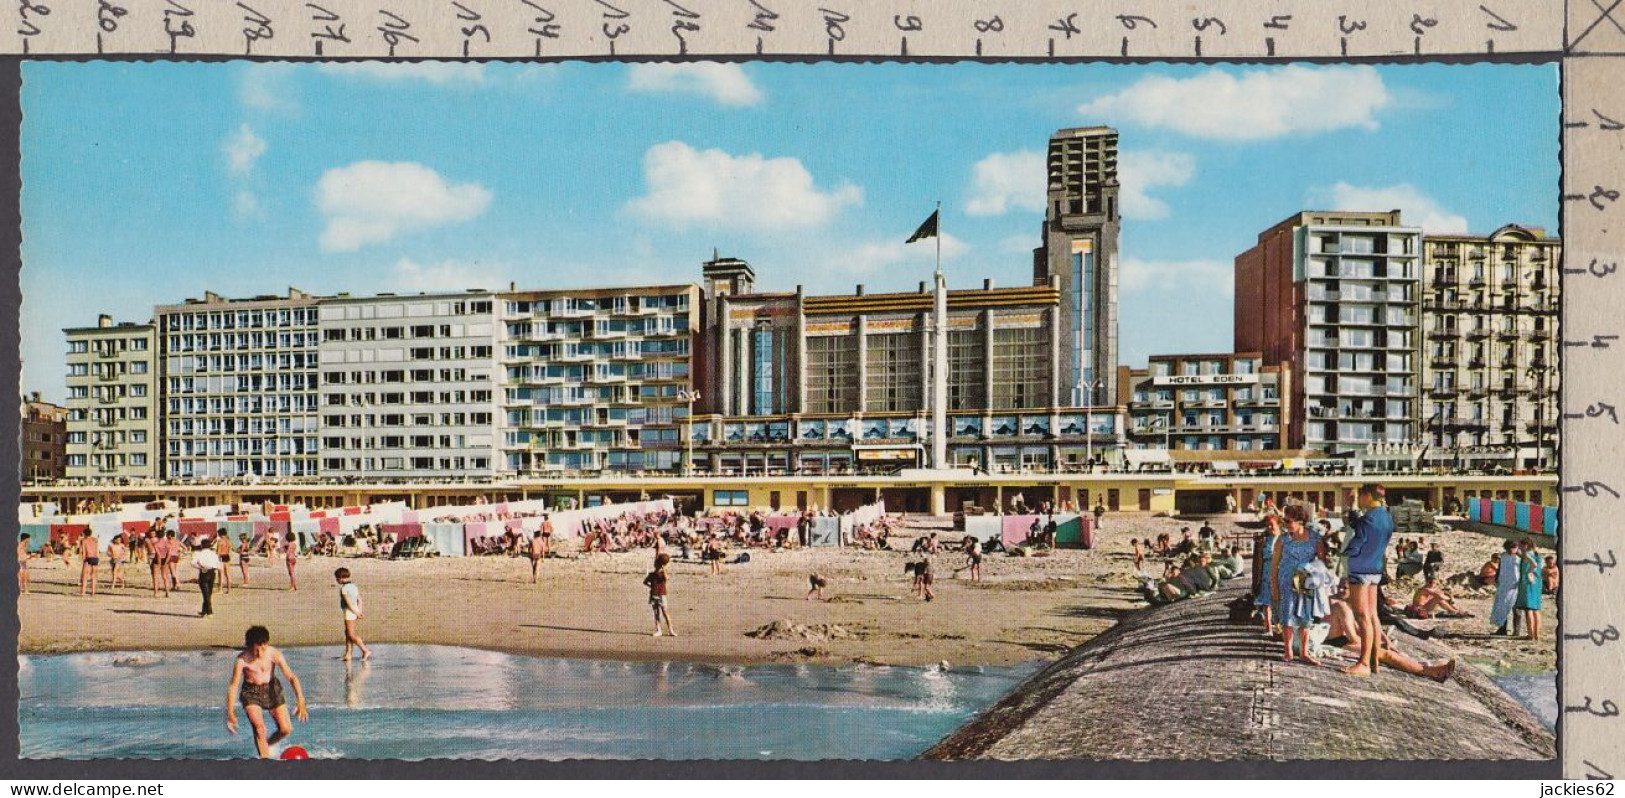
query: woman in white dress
[{"left": 1491, "top": 539, "right": 1521, "bottom": 636}]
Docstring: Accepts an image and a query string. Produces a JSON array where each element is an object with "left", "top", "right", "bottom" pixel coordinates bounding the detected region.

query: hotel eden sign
[{"left": 1152, "top": 374, "right": 1261, "bottom": 387}]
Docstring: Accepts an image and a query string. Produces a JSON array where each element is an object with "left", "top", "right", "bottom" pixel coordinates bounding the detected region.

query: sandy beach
[{"left": 17, "top": 513, "right": 1556, "bottom": 673}]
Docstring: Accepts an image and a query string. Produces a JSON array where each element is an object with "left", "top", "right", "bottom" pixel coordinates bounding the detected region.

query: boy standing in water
[
  {"left": 226, "top": 625, "right": 309, "bottom": 759},
  {"left": 643, "top": 536, "right": 677, "bottom": 637},
  {"left": 335, "top": 567, "right": 372, "bottom": 661}
]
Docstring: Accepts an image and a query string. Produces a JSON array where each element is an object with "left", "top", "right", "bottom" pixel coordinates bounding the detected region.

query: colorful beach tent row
[{"left": 1466, "top": 498, "right": 1559, "bottom": 536}]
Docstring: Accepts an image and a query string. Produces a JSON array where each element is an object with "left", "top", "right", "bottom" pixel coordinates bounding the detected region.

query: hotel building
[
  {"left": 1117, "top": 353, "right": 1291, "bottom": 452},
  {"left": 1420, "top": 225, "right": 1561, "bottom": 469},
  {"left": 1236, "top": 211, "right": 1423, "bottom": 458},
  {"left": 317, "top": 291, "right": 501, "bottom": 480},
  {"left": 63, "top": 316, "right": 158, "bottom": 480},
  {"left": 156, "top": 289, "right": 323, "bottom": 480},
  {"left": 499, "top": 284, "right": 699, "bottom": 475}
]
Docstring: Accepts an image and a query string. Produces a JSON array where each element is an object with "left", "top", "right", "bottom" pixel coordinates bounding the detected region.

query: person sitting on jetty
[
  {"left": 1324, "top": 594, "right": 1454, "bottom": 682},
  {"left": 1405, "top": 574, "right": 1472, "bottom": 620},
  {"left": 1212, "top": 546, "right": 1246, "bottom": 580}
]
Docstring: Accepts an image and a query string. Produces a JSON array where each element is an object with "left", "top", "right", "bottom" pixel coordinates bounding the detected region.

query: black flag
[{"left": 906, "top": 210, "right": 939, "bottom": 244}]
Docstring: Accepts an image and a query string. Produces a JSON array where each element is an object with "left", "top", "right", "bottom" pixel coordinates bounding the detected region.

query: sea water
[
  {"left": 18, "top": 645, "right": 1037, "bottom": 760},
  {"left": 1490, "top": 670, "right": 1558, "bottom": 731}
]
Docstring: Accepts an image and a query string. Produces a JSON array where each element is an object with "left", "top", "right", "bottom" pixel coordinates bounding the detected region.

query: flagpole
[{"left": 931, "top": 201, "right": 948, "bottom": 477}]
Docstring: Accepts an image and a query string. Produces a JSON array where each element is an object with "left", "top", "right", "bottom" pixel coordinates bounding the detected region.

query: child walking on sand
[
  {"left": 643, "top": 549, "right": 677, "bottom": 637},
  {"left": 806, "top": 573, "right": 829, "bottom": 601},
  {"left": 226, "top": 625, "right": 309, "bottom": 759},
  {"left": 17, "top": 534, "right": 33, "bottom": 595},
  {"left": 335, "top": 567, "right": 372, "bottom": 661}
]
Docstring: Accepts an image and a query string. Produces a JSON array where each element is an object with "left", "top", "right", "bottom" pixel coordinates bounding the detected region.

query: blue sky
[{"left": 20, "top": 61, "right": 1558, "bottom": 402}]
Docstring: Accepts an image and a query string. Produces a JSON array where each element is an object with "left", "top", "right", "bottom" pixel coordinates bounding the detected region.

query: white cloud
[
  {"left": 626, "top": 63, "right": 763, "bottom": 107},
  {"left": 1308, "top": 182, "right": 1468, "bottom": 233},
  {"left": 319, "top": 62, "right": 487, "bottom": 85},
  {"left": 623, "top": 141, "right": 862, "bottom": 231},
  {"left": 1119, "top": 151, "right": 1195, "bottom": 220},
  {"left": 836, "top": 233, "right": 970, "bottom": 276},
  {"left": 239, "top": 63, "right": 298, "bottom": 112},
  {"left": 315, "top": 161, "right": 492, "bottom": 252},
  {"left": 233, "top": 190, "right": 260, "bottom": 217},
  {"left": 390, "top": 257, "right": 508, "bottom": 293},
  {"left": 965, "top": 151, "right": 1045, "bottom": 217},
  {"left": 1077, "top": 66, "right": 1390, "bottom": 141},
  {"left": 1000, "top": 234, "right": 1038, "bottom": 254},
  {"left": 223, "top": 124, "right": 267, "bottom": 177},
  {"left": 1121, "top": 258, "right": 1233, "bottom": 295}
]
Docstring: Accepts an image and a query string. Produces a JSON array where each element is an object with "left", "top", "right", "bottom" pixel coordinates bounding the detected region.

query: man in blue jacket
[{"left": 1342, "top": 483, "right": 1394, "bottom": 676}]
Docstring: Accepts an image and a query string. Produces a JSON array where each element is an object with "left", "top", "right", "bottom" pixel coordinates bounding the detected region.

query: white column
[{"left": 932, "top": 271, "right": 949, "bottom": 470}]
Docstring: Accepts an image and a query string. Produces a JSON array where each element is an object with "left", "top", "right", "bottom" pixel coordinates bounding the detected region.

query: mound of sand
[{"left": 746, "top": 620, "right": 858, "bottom": 642}]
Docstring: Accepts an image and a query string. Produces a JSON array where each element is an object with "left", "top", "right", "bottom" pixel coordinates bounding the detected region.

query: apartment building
[
  {"left": 156, "top": 289, "right": 322, "bottom": 479},
  {"left": 499, "top": 284, "right": 699, "bottom": 475},
  {"left": 21, "top": 392, "right": 68, "bottom": 481},
  {"left": 317, "top": 291, "right": 501, "bottom": 479},
  {"left": 1118, "top": 353, "right": 1291, "bottom": 452},
  {"left": 63, "top": 316, "right": 158, "bottom": 479},
  {"left": 1236, "top": 211, "right": 1423, "bottom": 457},
  {"left": 1421, "top": 224, "right": 1560, "bottom": 469}
]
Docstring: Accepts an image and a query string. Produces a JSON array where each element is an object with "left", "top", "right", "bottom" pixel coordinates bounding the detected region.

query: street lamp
[
  {"left": 678, "top": 389, "right": 701, "bottom": 476},
  {"left": 1079, "top": 378, "right": 1101, "bottom": 471}
]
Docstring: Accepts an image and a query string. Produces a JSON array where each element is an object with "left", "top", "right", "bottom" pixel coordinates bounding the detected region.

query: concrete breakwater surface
[{"left": 925, "top": 581, "right": 1555, "bottom": 761}]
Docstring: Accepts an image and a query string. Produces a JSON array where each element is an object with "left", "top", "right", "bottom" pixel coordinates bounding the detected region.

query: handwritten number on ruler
[
  {"left": 664, "top": 0, "right": 699, "bottom": 53},
  {"left": 820, "top": 7, "right": 847, "bottom": 49},
  {"left": 1564, "top": 481, "right": 1621, "bottom": 499},
  {"left": 974, "top": 16, "right": 1002, "bottom": 33},
  {"left": 747, "top": 0, "right": 776, "bottom": 32},
  {"left": 1565, "top": 625, "right": 1621, "bottom": 647},
  {"left": 377, "top": 9, "right": 417, "bottom": 56},
  {"left": 18, "top": 0, "right": 48, "bottom": 44},
  {"left": 163, "top": 1, "right": 195, "bottom": 53},
  {"left": 1480, "top": 5, "right": 1516, "bottom": 30},
  {"left": 1566, "top": 258, "right": 1618, "bottom": 278},
  {"left": 452, "top": 2, "right": 490, "bottom": 57},
  {"left": 1566, "top": 697, "right": 1621, "bottom": 717},
  {"left": 1049, "top": 13, "right": 1080, "bottom": 39},
  {"left": 307, "top": 3, "right": 348, "bottom": 54},
  {"left": 594, "top": 0, "right": 629, "bottom": 43},
  {"left": 239, "top": 2, "right": 273, "bottom": 54},
  {"left": 1562, "top": 186, "right": 1622, "bottom": 210},
  {"left": 1564, "top": 401, "right": 1620, "bottom": 423},
  {"left": 1563, "top": 550, "right": 1618, "bottom": 574},
  {"left": 518, "top": 0, "right": 560, "bottom": 45},
  {"left": 894, "top": 14, "right": 921, "bottom": 32}
]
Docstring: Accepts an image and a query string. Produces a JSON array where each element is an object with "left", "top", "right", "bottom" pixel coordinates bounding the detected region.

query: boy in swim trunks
[
  {"left": 17, "top": 533, "right": 33, "bottom": 594},
  {"left": 78, "top": 529, "right": 100, "bottom": 597},
  {"left": 334, "top": 567, "right": 372, "bottom": 661},
  {"left": 226, "top": 625, "right": 309, "bottom": 759},
  {"left": 643, "top": 550, "right": 676, "bottom": 637},
  {"left": 528, "top": 531, "right": 545, "bottom": 584},
  {"left": 215, "top": 530, "right": 233, "bottom": 594}
]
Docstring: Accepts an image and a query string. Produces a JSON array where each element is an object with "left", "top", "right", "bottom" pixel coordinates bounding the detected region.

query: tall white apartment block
[
  {"left": 63, "top": 316, "right": 158, "bottom": 479},
  {"left": 317, "top": 292, "right": 501, "bottom": 479},
  {"left": 156, "top": 289, "right": 323, "bottom": 479}
]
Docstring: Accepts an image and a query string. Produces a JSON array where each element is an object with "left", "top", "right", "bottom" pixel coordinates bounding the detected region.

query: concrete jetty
[{"left": 925, "top": 581, "right": 1554, "bottom": 761}]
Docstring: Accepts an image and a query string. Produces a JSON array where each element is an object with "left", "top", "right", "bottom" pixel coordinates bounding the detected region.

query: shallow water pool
[{"left": 19, "top": 645, "right": 1038, "bottom": 760}]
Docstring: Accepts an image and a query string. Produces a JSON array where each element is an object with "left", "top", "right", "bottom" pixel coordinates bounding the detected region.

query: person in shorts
[
  {"left": 643, "top": 552, "right": 677, "bottom": 637},
  {"left": 806, "top": 573, "right": 830, "bottom": 601},
  {"left": 78, "top": 529, "right": 100, "bottom": 597},
  {"left": 226, "top": 625, "right": 309, "bottom": 759},
  {"left": 17, "top": 533, "right": 33, "bottom": 595},
  {"left": 1341, "top": 484, "right": 1395, "bottom": 676},
  {"left": 335, "top": 567, "right": 372, "bottom": 661}
]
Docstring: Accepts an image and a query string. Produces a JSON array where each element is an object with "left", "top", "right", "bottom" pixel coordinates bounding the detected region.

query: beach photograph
[{"left": 15, "top": 60, "right": 1559, "bottom": 762}]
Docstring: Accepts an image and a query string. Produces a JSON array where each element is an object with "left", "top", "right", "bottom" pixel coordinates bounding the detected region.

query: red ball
[{"left": 280, "top": 746, "right": 310, "bottom": 760}]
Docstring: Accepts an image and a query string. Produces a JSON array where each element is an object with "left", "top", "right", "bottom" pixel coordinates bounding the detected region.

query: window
[
  {"left": 991, "top": 327, "right": 1049, "bottom": 410},
  {"left": 864, "top": 332, "right": 922, "bottom": 413},
  {"left": 806, "top": 335, "right": 858, "bottom": 413},
  {"left": 712, "top": 489, "right": 749, "bottom": 507}
]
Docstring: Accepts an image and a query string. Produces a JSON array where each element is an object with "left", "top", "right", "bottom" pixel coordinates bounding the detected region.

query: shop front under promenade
[{"left": 20, "top": 470, "right": 1557, "bottom": 518}]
